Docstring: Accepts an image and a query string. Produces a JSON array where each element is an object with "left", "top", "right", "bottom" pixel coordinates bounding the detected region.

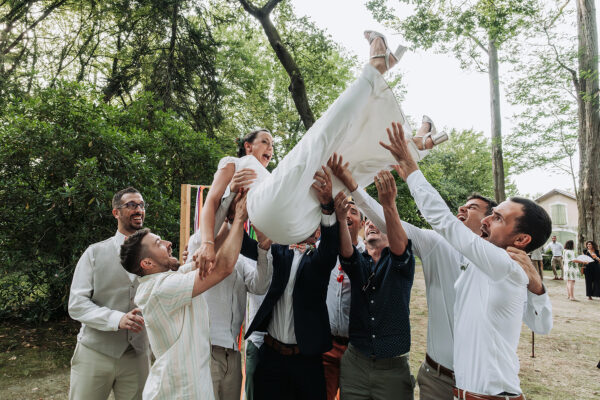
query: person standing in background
[
  {"left": 530, "top": 246, "right": 544, "bottom": 280},
  {"left": 68, "top": 187, "right": 150, "bottom": 400},
  {"left": 544, "top": 236, "right": 564, "bottom": 280},
  {"left": 582, "top": 241, "right": 600, "bottom": 300}
]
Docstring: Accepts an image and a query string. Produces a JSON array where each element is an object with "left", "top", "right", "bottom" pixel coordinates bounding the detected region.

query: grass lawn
[{"left": 1, "top": 267, "right": 599, "bottom": 399}]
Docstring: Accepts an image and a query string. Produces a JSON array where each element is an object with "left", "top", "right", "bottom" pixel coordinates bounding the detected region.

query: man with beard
[
  {"left": 323, "top": 199, "right": 365, "bottom": 399},
  {"left": 331, "top": 165, "right": 552, "bottom": 399},
  {"left": 119, "top": 192, "right": 249, "bottom": 399},
  {"left": 242, "top": 167, "right": 342, "bottom": 400},
  {"left": 68, "top": 187, "right": 150, "bottom": 400},
  {"left": 337, "top": 170, "right": 416, "bottom": 400},
  {"left": 380, "top": 122, "right": 552, "bottom": 400}
]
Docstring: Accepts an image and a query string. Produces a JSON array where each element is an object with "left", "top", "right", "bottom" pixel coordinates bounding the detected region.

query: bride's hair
[{"left": 237, "top": 128, "right": 270, "bottom": 157}]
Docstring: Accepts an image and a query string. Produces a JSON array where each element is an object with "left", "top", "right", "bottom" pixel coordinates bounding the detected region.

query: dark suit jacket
[{"left": 242, "top": 219, "right": 340, "bottom": 356}]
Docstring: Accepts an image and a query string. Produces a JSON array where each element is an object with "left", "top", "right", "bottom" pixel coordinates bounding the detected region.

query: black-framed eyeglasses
[
  {"left": 362, "top": 271, "right": 375, "bottom": 292},
  {"left": 118, "top": 201, "right": 146, "bottom": 210}
]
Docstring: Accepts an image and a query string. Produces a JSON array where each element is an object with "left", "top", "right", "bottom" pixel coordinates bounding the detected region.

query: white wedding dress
[{"left": 218, "top": 64, "right": 417, "bottom": 244}]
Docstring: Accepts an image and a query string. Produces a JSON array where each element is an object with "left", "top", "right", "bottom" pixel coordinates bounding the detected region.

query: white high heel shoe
[
  {"left": 364, "top": 30, "right": 407, "bottom": 71},
  {"left": 408, "top": 115, "right": 449, "bottom": 161}
]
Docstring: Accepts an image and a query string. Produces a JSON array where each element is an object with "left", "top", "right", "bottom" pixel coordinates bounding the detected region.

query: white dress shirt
[
  {"left": 188, "top": 227, "right": 271, "bottom": 351},
  {"left": 544, "top": 242, "right": 564, "bottom": 257},
  {"left": 407, "top": 170, "right": 531, "bottom": 395},
  {"left": 246, "top": 292, "right": 267, "bottom": 347},
  {"left": 351, "top": 187, "right": 553, "bottom": 372},
  {"left": 68, "top": 231, "right": 148, "bottom": 358},
  {"left": 265, "top": 213, "right": 337, "bottom": 344},
  {"left": 135, "top": 263, "right": 214, "bottom": 399},
  {"left": 326, "top": 241, "right": 366, "bottom": 338}
]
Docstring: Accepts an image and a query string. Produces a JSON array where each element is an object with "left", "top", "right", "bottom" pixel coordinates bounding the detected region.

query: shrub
[{"left": 0, "top": 83, "right": 223, "bottom": 322}]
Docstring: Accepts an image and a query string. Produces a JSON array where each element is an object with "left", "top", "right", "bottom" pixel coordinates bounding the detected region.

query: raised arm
[
  {"left": 199, "top": 163, "right": 235, "bottom": 275},
  {"left": 192, "top": 191, "right": 247, "bottom": 296},
  {"left": 381, "top": 122, "right": 525, "bottom": 283},
  {"left": 375, "top": 170, "right": 407, "bottom": 256},
  {"left": 335, "top": 191, "right": 354, "bottom": 258}
]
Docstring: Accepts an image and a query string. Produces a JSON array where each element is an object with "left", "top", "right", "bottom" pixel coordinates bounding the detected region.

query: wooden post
[
  {"left": 531, "top": 331, "right": 535, "bottom": 358},
  {"left": 179, "top": 184, "right": 191, "bottom": 263}
]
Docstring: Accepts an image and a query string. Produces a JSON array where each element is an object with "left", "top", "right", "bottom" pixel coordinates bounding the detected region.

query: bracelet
[
  {"left": 202, "top": 240, "right": 215, "bottom": 245},
  {"left": 320, "top": 200, "right": 335, "bottom": 212}
]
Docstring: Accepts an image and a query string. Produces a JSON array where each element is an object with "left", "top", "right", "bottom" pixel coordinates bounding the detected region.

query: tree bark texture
[
  {"left": 488, "top": 39, "right": 506, "bottom": 203},
  {"left": 575, "top": 0, "right": 600, "bottom": 251},
  {"left": 238, "top": 0, "right": 315, "bottom": 130}
]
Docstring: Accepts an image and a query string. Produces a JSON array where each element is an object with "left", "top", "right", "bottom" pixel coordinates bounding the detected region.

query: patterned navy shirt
[{"left": 340, "top": 240, "right": 414, "bottom": 359}]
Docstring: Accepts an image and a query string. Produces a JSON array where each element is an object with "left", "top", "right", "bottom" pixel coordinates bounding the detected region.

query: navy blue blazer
[{"left": 242, "top": 220, "right": 340, "bottom": 356}]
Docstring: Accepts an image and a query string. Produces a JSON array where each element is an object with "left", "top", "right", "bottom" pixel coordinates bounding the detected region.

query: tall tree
[
  {"left": 367, "top": 0, "right": 538, "bottom": 202},
  {"left": 574, "top": 0, "right": 600, "bottom": 249},
  {"left": 237, "top": 0, "right": 315, "bottom": 129},
  {"left": 505, "top": 0, "right": 600, "bottom": 249}
]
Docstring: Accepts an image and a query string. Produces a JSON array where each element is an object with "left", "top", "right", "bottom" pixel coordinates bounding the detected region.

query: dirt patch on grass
[{"left": 1, "top": 270, "right": 598, "bottom": 399}]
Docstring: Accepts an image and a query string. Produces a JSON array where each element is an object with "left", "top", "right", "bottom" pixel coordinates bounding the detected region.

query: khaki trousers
[
  {"left": 417, "top": 360, "right": 455, "bottom": 400},
  {"left": 340, "top": 344, "right": 415, "bottom": 400},
  {"left": 69, "top": 342, "right": 149, "bottom": 400},
  {"left": 551, "top": 256, "right": 563, "bottom": 278},
  {"left": 210, "top": 345, "right": 242, "bottom": 400}
]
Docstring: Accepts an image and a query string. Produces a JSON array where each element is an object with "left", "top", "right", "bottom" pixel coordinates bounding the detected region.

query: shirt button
[
  {"left": 370, "top": 300, "right": 374, "bottom": 304},
  {"left": 372, "top": 334, "right": 376, "bottom": 338},
  {"left": 372, "top": 286, "right": 375, "bottom": 290},
  {"left": 371, "top": 317, "right": 375, "bottom": 321}
]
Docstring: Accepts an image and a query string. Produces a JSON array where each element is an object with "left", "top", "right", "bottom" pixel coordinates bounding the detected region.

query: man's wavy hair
[{"left": 120, "top": 228, "right": 151, "bottom": 276}]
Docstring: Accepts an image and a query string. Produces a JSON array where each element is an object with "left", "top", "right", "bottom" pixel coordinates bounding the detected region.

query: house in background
[{"left": 535, "top": 189, "right": 578, "bottom": 247}]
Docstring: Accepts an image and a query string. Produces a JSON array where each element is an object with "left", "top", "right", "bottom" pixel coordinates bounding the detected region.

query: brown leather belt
[
  {"left": 453, "top": 387, "right": 525, "bottom": 400},
  {"left": 425, "top": 353, "right": 455, "bottom": 380},
  {"left": 264, "top": 334, "right": 300, "bottom": 356},
  {"left": 332, "top": 335, "right": 349, "bottom": 346}
]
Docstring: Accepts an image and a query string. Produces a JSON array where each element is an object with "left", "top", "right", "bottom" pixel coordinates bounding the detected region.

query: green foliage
[
  {"left": 367, "top": 0, "right": 539, "bottom": 67},
  {"left": 367, "top": 129, "right": 496, "bottom": 228},
  {"left": 209, "top": 0, "right": 358, "bottom": 161},
  {"left": 504, "top": 2, "right": 578, "bottom": 189},
  {"left": 0, "top": 83, "right": 223, "bottom": 322}
]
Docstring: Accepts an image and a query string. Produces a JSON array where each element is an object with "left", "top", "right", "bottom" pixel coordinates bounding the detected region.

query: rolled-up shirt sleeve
[
  {"left": 244, "top": 254, "right": 272, "bottom": 295},
  {"left": 68, "top": 248, "right": 124, "bottom": 331}
]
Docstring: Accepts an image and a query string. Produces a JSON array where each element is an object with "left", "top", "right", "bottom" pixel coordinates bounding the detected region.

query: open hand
[
  {"left": 507, "top": 246, "right": 544, "bottom": 295},
  {"left": 374, "top": 170, "right": 397, "bottom": 208},
  {"left": 379, "top": 122, "right": 419, "bottom": 181},
  {"left": 311, "top": 166, "right": 334, "bottom": 208},
  {"left": 334, "top": 191, "right": 351, "bottom": 223},
  {"left": 327, "top": 153, "right": 358, "bottom": 192},
  {"left": 119, "top": 308, "right": 144, "bottom": 333},
  {"left": 230, "top": 168, "right": 257, "bottom": 192}
]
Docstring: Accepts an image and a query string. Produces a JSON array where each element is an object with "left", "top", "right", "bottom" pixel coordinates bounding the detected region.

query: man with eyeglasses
[
  {"left": 68, "top": 187, "right": 150, "bottom": 400},
  {"left": 337, "top": 170, "right": 415, "bottom": 400}
]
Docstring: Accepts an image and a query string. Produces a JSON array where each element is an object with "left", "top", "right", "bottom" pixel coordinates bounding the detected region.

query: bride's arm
[{"left": 198, "top": 163, "right": 235, "bottom": 274}]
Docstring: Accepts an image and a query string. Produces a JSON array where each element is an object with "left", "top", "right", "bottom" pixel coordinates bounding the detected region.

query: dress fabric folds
[{"left": 238, "top": 64, "right": 412, "bottom": 244}]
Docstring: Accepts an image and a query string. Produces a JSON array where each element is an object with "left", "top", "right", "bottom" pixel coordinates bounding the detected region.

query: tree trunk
[
  {"left": 238, "top": 0, "right": 315, "bottom": 130},
  {"left": 575, "top": 0, "right": 600, "bottom": 251},
  {"left": 488, "top": 39, "right": 506, "bottom": 203}
]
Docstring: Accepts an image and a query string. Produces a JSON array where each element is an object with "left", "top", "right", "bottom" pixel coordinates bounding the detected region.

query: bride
[{"left": 197, "top": 30, "right": 447, "bottom": 270}]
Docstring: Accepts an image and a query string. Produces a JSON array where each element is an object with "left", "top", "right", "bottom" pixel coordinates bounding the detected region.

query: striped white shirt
[{"left": 135, "top": 264, "right": 214, "bottom": 399}]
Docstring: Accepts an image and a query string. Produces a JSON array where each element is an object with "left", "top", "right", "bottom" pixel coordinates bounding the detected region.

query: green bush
[{"left": 0, "top": 83, "right": 223, "bottom": 322}]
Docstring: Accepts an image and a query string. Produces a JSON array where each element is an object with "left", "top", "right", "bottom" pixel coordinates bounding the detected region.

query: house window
[{"left": 551, "top": 204, "right": 567, "bottom": 225}]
